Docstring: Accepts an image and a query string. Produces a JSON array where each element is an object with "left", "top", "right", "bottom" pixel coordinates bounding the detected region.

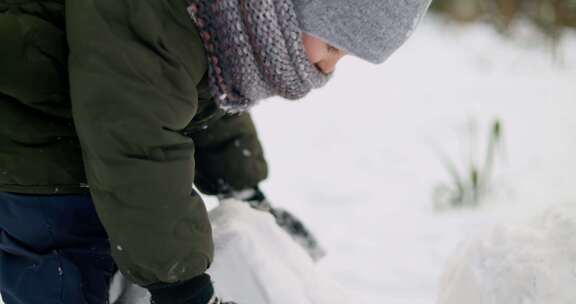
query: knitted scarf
[{"left": 186, "top": 0, "right": 330, "bottom": 113}]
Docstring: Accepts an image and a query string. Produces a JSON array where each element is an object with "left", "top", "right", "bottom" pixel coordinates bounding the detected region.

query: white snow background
[
  {"left": 239, "top": 16, "right": 575, "bottom": 304},
  {"left": 3, "top": 16, "right": 576, "bottom": 304}
]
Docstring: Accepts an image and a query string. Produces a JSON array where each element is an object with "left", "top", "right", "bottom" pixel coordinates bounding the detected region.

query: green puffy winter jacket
[{"left": 0, "top": 0, "right": 268, "bottom": 286}]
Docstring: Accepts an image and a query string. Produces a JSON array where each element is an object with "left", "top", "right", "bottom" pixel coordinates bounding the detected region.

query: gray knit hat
[{"left": 293, "top": 0, "right": 432, "bottom": 64}]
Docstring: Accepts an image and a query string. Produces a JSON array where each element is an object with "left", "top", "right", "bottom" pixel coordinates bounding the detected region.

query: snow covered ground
[{"left": 236, "top": 17, "right": 576, "bottom": 304}]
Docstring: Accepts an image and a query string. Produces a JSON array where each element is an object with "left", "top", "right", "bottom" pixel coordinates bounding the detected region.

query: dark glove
[
  {"left": 148, "top": 273, "right": 215, "bottom": 304},
  {"left": 219, "top": 187, "right": 326, "bottom": 261}
]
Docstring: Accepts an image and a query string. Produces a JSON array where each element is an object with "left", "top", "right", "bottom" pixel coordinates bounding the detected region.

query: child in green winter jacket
[{"left": 0, "top": 0, "right": 431, "bottom": 303}]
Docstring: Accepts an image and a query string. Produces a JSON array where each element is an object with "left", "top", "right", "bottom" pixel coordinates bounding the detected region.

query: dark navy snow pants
[{"left": 0, "top": 192, "right": 115, "bottom": 304}]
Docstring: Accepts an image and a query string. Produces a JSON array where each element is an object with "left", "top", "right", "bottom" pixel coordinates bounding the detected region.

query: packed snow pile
[
  {"left": 109, "top": 272, "right": 150, "bottom": 304},
  {"left": 109, "top": 200, "right": 352, "bottom": 304},
  {"left": 437, "top": 203, "right": 576, "bottom": 304},
  {"left": 208, "top": 200, "right": 353, "bottom": 304}
]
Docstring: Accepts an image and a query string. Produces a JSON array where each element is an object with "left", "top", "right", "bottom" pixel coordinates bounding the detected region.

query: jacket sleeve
[
  {"left": 192, "top": 112, "right": 269, "bottom": 195},
  {"left": 66, "top": 0, "right": 213, "bottom": 286}
]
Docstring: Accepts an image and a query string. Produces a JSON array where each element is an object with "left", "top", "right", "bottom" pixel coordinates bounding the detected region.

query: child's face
[{"left": 302, "top": 33, "right": 346, "bottom": 75}]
